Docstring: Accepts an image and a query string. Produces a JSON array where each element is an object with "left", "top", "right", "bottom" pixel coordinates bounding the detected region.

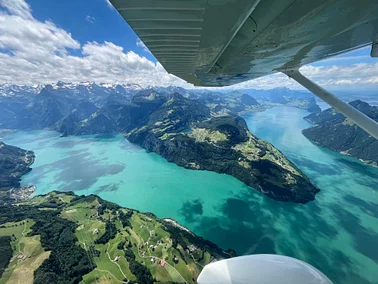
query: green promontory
[{"left": 120, "top": 93, "right": 319, "bottom": 203}]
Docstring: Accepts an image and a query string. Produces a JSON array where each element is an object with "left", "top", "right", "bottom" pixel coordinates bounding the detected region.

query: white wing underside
[{"left": 110, "top": 0, "right": 378, "bottom": 86}]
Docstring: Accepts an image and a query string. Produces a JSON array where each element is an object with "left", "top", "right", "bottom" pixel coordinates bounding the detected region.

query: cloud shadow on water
[
  {"left": 31, "top": 149, "right": 126, "bottom": 193},
  {"left": 334, "top": 156, "right": 378, "bottom": 180},
  {"left": 93, "top": 183, "right": 121, "bottom": 195},
  {"left": 52, "top": 139, "right": 91, "bottom": 148},
  {"left": 59, "top": 178, "right": 98, "bottom": 192},
  {"left": 343, "top": 194, "right": 378, "bottom": 217},
  {"left": 183, "top": 195, "right": 278, "bottom": 256},
  {"left": 290, "top": 156, "right": 341, "bottom": 176},
  {"left": 179, "top": 199, "right": 204, "bottom": 223},
  {"left": 332, "top": 203, "right": 378, "bottom": 263},
  {"left": 182, "top": 185, "right": 374, "bottom": 284}
]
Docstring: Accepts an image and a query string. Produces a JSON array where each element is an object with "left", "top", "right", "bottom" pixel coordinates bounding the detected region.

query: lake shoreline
[{"left": 3, "top": 107, "right": 378, "bottom": 283}]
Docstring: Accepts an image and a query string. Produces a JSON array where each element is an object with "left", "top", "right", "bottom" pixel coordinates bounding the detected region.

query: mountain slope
[
  {"left": 188, "top": 91, "right": 264, "bottom": 114},
  {"left": 120, "top": 93, "right": 319, "bottom": 203},
  {"left": 0, "top": 142, "right": 34, "bottom": 191},
  {"left": 0, "top": 82, "right": 141, "bottom": 130},
  {"left": 0, "top": 191, "right": 234, "bottom": 284},
  {"left": 302, "top": 100, "right": 378, "bottom": 167},
  {"left": 14, "top": 85, "right": 99, "bottom": 130},
  {"left": 240, "top": 87, "right": 321, "bottom": 113},
  {"left": 0, "top": 142, "right": 35, "bottom": 204}
]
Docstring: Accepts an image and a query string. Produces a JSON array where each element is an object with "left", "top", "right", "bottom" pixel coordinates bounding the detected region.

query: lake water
[{"left": 3, "top": 107, "right": 378, "bottom": 284}]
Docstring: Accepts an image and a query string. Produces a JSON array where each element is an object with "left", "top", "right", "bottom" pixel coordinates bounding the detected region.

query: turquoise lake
[{"left": 3, "top": 107, "right": 378, "bottom": 284}]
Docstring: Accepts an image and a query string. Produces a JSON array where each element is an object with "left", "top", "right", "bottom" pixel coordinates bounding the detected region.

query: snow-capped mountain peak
[
  {"left": 0, "top": 82, "right": 145, "bottom": 99},
  {"left": 0, "top": 83, "right": 42, "bottom": 97}
]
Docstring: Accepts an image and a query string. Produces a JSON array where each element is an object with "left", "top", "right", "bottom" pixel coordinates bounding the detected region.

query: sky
[{"left": 0, "top": 0, "right": 377, "bottom": 91}]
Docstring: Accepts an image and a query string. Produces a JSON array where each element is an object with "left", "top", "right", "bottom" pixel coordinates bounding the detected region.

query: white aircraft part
[
  {"left": 283, "top": 68, "right": 378, "bottom": 141},
  {"left": 111, "top": 0, "right": 378, "bottom": 86},
  {"left": 197, "top": 254, "right": 332, "bottom": 284}
]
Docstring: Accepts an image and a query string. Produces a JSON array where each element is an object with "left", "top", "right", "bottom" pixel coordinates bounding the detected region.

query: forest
[
  {"left": 0, "top": 236, "right": 12, "bottom": 278},
  {"left": 0, "top": 200, "right": 93, "bottom": 284}
]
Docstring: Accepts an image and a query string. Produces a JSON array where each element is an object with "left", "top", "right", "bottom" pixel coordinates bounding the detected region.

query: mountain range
[
  {"left": 0, "top": 83, "right": 320, "bottom": 131},
  {"left": 0, "top": 83, "right": 319, "bottom": 112},
  {"left": 0, "top": 82, "right": 142, "bottom": 98},
  {"left": 0, "top": 82, "right": 322, "bottom": 203}
]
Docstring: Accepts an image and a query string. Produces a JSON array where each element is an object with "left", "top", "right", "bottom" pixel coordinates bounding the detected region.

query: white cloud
[
  {"left": 0, "top": 0, "right": 32, "bottom": 19},
  {"left": 136, "top": 38, "right": 150, "bottom": 53},
  {"left": 85, "top": 15, "right": 95, "bottom": 24},
  {"left": 301, "top": 63, "right": 378, "bottom": 87},
  {"left": 0, "top": 0, "right": 188, "bottom": 87},
  {"left": 229, "top": 62, "right": 378, "bottom": 90},
  {"left": 0, "top": 2, "right": 80, "bottom": 58},
  {"left": 228, "top": 73, "right": 300, "bottom": 90},
  {"left": 0, "top": 0, "right": 377, "bottom": 91}
]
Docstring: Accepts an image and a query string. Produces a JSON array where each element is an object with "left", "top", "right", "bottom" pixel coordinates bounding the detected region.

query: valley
[{"left": 0, "top": 83, "right": 322, "bottom": 203}]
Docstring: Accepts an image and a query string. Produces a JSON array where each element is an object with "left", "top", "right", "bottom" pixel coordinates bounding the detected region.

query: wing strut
[{"left": 282, "top": 68, "right": 378, "bottom": 140}]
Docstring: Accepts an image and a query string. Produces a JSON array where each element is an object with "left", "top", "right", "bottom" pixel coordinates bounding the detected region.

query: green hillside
[{"left": 0, "top": 191, "right": 234, "bottom": 284}]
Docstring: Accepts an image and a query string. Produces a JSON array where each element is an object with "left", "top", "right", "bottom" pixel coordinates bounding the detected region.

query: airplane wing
[{"left": 110, "top": 0, "right": 378, "bottom": 86}]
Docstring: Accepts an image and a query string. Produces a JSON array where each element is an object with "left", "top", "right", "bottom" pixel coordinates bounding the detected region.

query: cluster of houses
[
  {"left": 10, "top": 253, "right": 29, "bottom": 262},
  {"left": 87, "top": 212, "right": 188, "bottom": 271},
  {"left": 186, "top": 244, "right": 197, "bottom": 255},
  {"left": 141, "top": 240, "right": 160, "bottom": 252},
  {"left": 10, "top": 185, "right": 36, "bottom": 202}
]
